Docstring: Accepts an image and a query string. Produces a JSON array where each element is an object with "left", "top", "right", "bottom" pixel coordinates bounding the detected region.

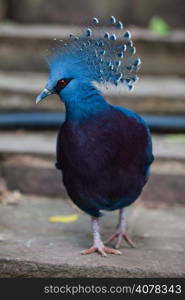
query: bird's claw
[
  {"left": 105, "top": 232, "right": 135, "bottom": 249},
  {"left": 81, "top": 246, "right": 122, "bottom": 257}
]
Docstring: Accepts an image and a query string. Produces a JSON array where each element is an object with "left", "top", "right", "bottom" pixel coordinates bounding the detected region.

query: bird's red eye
[
  {"left": 55, "top": 78, "right": 72, "bottom": 93},
  {"left": 58, "top": 79, "right": 67, "bottom": 87}
]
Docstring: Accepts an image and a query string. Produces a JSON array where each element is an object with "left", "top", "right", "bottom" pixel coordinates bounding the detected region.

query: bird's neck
[{"left": 61, "top": 83, "right": 110, "bottom": 122}]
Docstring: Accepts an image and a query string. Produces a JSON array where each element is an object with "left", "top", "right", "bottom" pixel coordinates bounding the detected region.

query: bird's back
[{"left": 56, "top": 106, "right": 153, "bottom": 217}]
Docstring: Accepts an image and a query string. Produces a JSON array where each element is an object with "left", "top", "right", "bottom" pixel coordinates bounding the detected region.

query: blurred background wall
[{"left": 0, "top": 0, "right": 185, "bottom": 28}]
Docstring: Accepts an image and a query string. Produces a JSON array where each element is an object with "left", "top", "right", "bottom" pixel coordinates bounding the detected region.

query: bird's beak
[{"left": 36, "top": 88, "right": 53, "bottom": 104}]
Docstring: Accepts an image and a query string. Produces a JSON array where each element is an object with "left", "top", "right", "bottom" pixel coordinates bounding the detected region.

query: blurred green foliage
[{"left": 149, "top": 16, "right": 170, "bottom": 34}]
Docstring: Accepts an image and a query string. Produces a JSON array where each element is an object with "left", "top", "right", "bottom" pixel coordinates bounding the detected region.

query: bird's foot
[
  {"left": 105, "top": 231, "right": 135, "bottom": 249},
  {"left": 81, "top": 245, "right": 122, "bottom": 257}
]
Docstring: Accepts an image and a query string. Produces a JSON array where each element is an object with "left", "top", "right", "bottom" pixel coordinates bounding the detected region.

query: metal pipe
[{"left": 0, "top": 112, "right": 185, "bottom": 133}]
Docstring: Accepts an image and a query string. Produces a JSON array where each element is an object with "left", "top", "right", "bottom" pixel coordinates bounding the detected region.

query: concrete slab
[{"left": 0, "top": 195, "right": 184, "bottom": 277}]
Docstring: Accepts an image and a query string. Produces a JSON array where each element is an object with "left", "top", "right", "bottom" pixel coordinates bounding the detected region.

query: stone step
[
  {"left": 0, "top": 24, "right": 185, "bottom": 75},
  {"left": 0, "top": 153, "right": 184, "bottom": 206},
  {"left": 0, "top": 71, "right": 185, "bottom": 115},
  {"left": 0, "top": 195, "right": 184, "bottom": 277},
  {"left": 0, "top": 131, "right": 185, "bottom": 205},
  {"left": 0, "top": 131, "right": 185, "bottom": 160}
]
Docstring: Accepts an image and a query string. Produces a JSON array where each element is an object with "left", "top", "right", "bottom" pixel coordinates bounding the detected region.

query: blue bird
[{"left": 36, "top": 17, "right": 154, "bottom": 256}]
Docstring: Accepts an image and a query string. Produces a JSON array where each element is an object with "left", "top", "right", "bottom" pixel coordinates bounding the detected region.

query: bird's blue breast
[{"left": 56, "top": 105, "right": 153, "bottom": 217}]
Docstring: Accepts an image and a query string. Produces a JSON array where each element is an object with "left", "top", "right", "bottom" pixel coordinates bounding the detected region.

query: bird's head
[
  {"left": 36, "top": 54, "right": 90, "bottom": 104},
  {"left": 36, "top": 16, "right": 141, "bottom": 105}
]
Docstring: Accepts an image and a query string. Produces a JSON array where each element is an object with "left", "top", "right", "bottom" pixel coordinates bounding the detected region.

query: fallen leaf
[{"left": 48, "top": 214, "right": 79, "bottom": 223}]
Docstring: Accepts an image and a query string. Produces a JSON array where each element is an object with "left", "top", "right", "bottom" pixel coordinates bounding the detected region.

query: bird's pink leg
[
  {"left": 105, "top": 208, "right": 135, "bottom": 249},
  {"left": 81, "top": 217, "right": 122, "bottom": 256}
]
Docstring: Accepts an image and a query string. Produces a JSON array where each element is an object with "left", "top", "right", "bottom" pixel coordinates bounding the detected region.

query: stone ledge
[
  {"left": 0, "top": 255, "right": 184, "bottom": 278},
  {"left": 0, "top": 196, "right": 184, "bottom": 278}
]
